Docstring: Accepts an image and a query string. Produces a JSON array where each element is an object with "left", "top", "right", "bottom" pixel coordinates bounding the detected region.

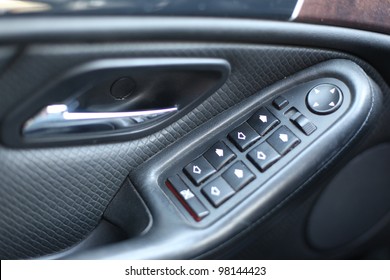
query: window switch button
[
  {"left": 267, "top": 126, "right": 300, "bottom": 155},
  {"left": 222, "top": 161, "right": 255, "bottom": 191},
  {"left": 228, "top": 122, "right": 260, "bottom": 151},
  {"left": 184, "top": 156, "right": 216, "bottom": 185},
  {"left": 248, "top": 107, "right": 280, "bottom": 136},
  {"left": 248, "top": 142, "right": 281, "bottom": 172},
  {"left": 202, "top": 177, "right": 235, "bottom": 207},
  {"left": 204, "top": 141, "right": 236, "bottom": 170}
]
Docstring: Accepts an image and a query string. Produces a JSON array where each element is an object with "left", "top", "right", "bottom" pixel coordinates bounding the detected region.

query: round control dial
[{"left": 306, "top": 84, "right": 343, "bottom": 114}]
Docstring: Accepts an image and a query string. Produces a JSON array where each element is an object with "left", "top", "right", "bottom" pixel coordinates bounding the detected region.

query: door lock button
[{"left": 184, "top": 156, "right": 216, "bottom": 185}]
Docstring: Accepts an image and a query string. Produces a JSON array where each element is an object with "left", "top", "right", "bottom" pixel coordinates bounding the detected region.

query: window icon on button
[
  {"left": 257, "top": 151, "right": 267, "bottom": 160},
  {"left": 215, "top": 149, "right": 224, "bottom": 157},
  {"left": 211, "top": 186, "right": 221, "bottom": 196},
  {"left": 234, "top": 169, "right": 244, "bottom": 178},
  {"left": 193, "top": 165, "right": 201, "bottom": 174},
  {"left": 259, "top": 115, "right": 268, "bottom": 123},
  {"left": 279, "top": 134, "right": 289, "bottom": 143},
  {"left": 237, "top": 132, "right": 246, "bottom": 140}
]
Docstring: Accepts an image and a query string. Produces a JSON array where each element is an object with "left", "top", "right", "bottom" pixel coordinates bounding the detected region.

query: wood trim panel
[{"left": 296, "top": 0, "right": 390, "bottom": 34}]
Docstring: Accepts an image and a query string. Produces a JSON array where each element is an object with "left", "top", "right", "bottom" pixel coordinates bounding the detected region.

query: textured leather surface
[{"left": 0, "top": 42, "right": 375, "bottom": 259}]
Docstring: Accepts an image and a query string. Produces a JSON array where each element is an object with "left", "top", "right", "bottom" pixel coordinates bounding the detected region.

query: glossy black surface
[{"left": 1, "top": 0, "right": 297, "bottom": 19}]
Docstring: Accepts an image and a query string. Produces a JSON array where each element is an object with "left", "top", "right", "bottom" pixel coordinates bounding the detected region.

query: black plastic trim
[{"left": 0, "top": 17, "right": 388, "bottom": 83}]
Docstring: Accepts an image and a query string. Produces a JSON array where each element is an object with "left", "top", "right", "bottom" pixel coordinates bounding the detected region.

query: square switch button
[
  {"left": 222, "top": 161, "right": 255, "bottom": 191},
  {"left": 248, "top": 142, "right": 281, "bottom": 172},
  {"left": 248, "top": 107, "right": 279, "bottom": 136},
  {"left": 267, "top": 126, "right": 300, "bottom": 155},
  {"left": 184, "top": 156, "right": 216, "bottom": 185},
  {"left": 202, "top": 177, "right": 235, "bottom": 207},
  {"left": 228, "top": 122, "right": 260, "bottom": 151},
  {"left": 204, "top": 141, "right": 236, "bottom": 170},
  {"left": 273, "top": 96, "right": 289, "bottom": 110},
  {"left": 167, "top": 176, "right": 209, "bottom": 221}
]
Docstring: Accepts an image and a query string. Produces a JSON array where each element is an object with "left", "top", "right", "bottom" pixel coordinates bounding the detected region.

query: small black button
[
  {"left": 110, "top": 77, "right": 136, "bottom": 100},
  {"left": 204, "top": 141, "right": 236, "bottom": 170},
  {"left": 167, "top": 176, "right": 209, "bottom": 221},
  {"left": 267, "top": 126, "right": 300, "bottom": 155},
  {"left": 202, "top": 177, "right": 235, "bottom": 207},
  {"left": 248, "top": 142, "right": 281, "bottom": 172},
  {"left": 228, "top": 122, "right": 260, "bottom": 151},
  {"left": 273, "top": 96, "right": 289, "bottom": 110},
  {"left": 248, "top": 107, "right": 280, "bottom": 136},
  {"left": 222, "top": 161, "right": 255, "bottom": 191},
  {"left": 184, "top": 156, "right": 216, "bottom": 185},
  {"left": 307, "top": 84, "right": 343, "bottom": 114},
  {"left": 290, "top": 112, "right": 317, "bottom": 136}
]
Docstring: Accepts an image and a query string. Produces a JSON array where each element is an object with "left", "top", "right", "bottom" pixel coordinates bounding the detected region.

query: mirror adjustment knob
[{"left": 307, "top": 84, "right": 343, "bottom": 114}]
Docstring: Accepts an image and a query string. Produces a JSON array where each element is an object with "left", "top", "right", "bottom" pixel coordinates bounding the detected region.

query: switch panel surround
[{"left": 161, "top": 76, "right": 360, "bottom": 225}]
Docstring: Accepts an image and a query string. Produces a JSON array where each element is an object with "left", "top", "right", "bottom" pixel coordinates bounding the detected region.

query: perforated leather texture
[{"left": 0, "top": 43, "right": 376, "bottom": 259}]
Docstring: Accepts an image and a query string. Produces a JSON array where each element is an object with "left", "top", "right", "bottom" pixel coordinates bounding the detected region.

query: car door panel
[{"left": 0, "top": 16, "right": 389, "bottom": 260}]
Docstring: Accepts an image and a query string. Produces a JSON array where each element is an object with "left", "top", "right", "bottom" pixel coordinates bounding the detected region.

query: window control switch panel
[{"left": 160, "top": 74, "right": 374, "bottom": 225}]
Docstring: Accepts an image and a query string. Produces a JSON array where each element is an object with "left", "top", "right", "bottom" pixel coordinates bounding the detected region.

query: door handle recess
[
  {"left": 23, "top": 104, "right": 178, "bottom": 137},
  {"left": 2, "top": 58, "right": 230, "bottom": 147}
]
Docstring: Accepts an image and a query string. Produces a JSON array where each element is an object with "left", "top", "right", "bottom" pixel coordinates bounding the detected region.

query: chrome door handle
[
  {"left": 3, "top": 57, "right": 230, "bottom": 146},
  {"left": 23, "top": 104, "right": 178, "bottom": 138}
]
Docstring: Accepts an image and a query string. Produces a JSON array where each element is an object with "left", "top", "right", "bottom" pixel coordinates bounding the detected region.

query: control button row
[
  {"left": 170, "top": 160, "right": 256, "bottom": 220},
  {"left": 203, "top": 161, "right": 255, "bottom": 207},
  {"left": 248, "top": 126, "right": 300, "bottom": 172},
  {"left": 228, "top": 107, "right": 280, "bottom": 151},
  {"left": 184, "top": 141, "right": 236, "bottom": 186}
]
